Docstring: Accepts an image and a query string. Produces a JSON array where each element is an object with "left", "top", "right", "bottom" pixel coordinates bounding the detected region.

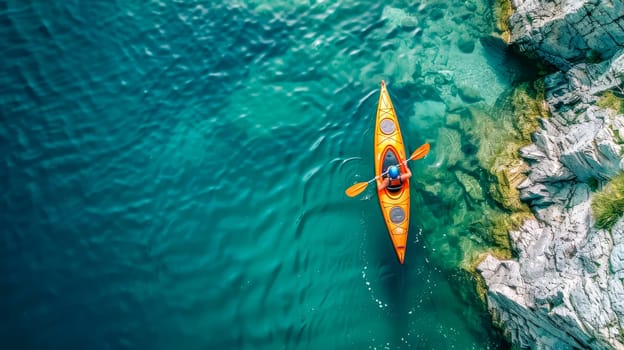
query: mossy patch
[
  {"left": 597, "top": 90, "right": 624, "bottom": 115},
  {"left": 489, "top": 159, "right": 530, "bottom": 211},
  {"left": 489, "top": 211, "right": 530, "bottom": 249},
  {"left": 592, "top": 172, "right": 624, "bottom": 230},
  {"left": 493, "top": 0, "right": 513, "bottom": 42},
  {"left": 509, "top": 81, "right": 545, "bottom": 139},
  {"left": 467, "top": 204, "right": 528, "bottom": 254}
]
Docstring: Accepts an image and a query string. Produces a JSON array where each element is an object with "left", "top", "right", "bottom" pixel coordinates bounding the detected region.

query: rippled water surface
[{"left": 1, "top": 0, "right": 517, "bottom": 348}]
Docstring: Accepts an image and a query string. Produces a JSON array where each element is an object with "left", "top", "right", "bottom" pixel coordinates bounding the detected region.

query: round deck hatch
[
  {"left": 380, "top": 119, "right": 395, "bottom": 134},
  {"left": 390, "top": 206, "right": 405, "bottom": 224}
]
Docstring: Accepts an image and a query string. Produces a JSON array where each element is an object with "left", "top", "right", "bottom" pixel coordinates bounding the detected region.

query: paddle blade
[
  {"left": 345, "top": 182, "right": 369, "bottom": 197},
  {"left": 409, "top": 143, "right": 431, "bottom": 161}
]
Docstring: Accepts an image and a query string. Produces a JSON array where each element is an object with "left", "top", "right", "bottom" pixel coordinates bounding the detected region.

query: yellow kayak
[{"left": 374, "top": 81, "right": 410, "bottom": 264}]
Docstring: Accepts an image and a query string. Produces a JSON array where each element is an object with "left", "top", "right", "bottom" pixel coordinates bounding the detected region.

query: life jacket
[{"left": 386, "top": 176, "right": 403, "bottom": 192}]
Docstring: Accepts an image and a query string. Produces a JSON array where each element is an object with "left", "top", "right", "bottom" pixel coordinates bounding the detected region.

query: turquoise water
[{"left": 0, "top": 0, "right": 517, "bottom": 348}]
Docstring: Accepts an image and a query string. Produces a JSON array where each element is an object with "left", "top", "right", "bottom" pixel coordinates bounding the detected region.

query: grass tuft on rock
[{"left": 592, "top": 172, "right": 624, "bottom": 230}]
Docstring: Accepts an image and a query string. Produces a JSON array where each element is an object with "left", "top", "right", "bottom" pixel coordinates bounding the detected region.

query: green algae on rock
[
  {"left": 474, "top": 82, "right": 544, "bottom": 210},
  {"left": 492, "top": 0, "right": 512, "bottom": 42},
  {"left": 416, "top": 79, "right": 546, "bottom": 273},
  {"left": 592, "top": 172, "right": 624, "bottom": 230},
  {"left": 458, "top": 81, "right": 550, "bottom": 275},
  {"left": 476, "top": 81, "right": 544, "bottom": 166}
]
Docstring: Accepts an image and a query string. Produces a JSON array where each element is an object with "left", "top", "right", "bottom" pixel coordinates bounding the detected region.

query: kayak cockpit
[{"left": 381, "top": 148, "right": 403, "bottom": 193}]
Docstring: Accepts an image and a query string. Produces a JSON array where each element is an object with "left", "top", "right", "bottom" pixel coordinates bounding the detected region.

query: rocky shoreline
[{"left": 478, "top": 0, "right": 624, "bottom": 349}]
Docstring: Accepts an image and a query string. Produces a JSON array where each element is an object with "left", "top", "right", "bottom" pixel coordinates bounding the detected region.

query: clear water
[{"left": 0, "top": 0, "right": 518, "bottom": 348}]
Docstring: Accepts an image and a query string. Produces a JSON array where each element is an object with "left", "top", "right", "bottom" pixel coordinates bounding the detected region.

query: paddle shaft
[
  {"left": 345, "top": 143, "right": 430, "bottom": 197},
  {"left": 370, "top": 159, "right": 410, "bottom": 182}
]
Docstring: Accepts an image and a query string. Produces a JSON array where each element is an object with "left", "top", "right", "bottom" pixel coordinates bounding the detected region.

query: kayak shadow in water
[
  {"left": 370, "top": 228, "right": 413, "bottom": 346},
  {"left": 374, "top": 224, "right": 445, "bottom": 348},
  {"left": 380, "top": 256, "right": 410, "bottom": 343}
]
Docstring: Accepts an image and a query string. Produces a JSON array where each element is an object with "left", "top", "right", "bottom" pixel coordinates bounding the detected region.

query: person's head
[{"left": 388, "top": 165, "right": 399, "bottom": 179}]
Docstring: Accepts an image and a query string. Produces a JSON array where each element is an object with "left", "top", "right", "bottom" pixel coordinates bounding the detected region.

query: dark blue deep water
[{"left": 1, "top": 1, "right": 514, "bottom": 349}]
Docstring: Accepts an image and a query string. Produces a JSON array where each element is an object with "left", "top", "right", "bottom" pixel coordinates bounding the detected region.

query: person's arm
[
  {"left": 376, "top": 177, "right": 388, "bottom": 191},
  {"left": 401, "top": 163, "right": 412, "bottom": 181}
]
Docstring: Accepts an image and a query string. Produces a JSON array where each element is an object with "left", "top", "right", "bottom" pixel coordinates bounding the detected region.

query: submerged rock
[
  {"left": 436, "top": 127, "right": 463, "bottom": 167},
  {"left": 429, "top": 8, "right": 445, "bottom": 21},
  {"left": 457, "top": 84, "right": 483, "bottom": 103},
  {"left": 455, "top": 170, "right": 485, "bottom": 201},
  {"left": 457, "top": 34, "right": 476, "bottom": 54},
  {"left": 382, "top": 6, "right": 420, "bottom": 30}
]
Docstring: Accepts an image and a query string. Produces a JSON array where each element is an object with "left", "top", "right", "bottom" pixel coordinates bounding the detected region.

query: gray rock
[
  {"left": 527, "top": 158, "right": 575, "bottom": 183},
  {"left": 478, "top": 7, "right": 624, "bottom": 347},
  {"left": 559, "top": 117, "right": 622, "bottom": 181},
  {"left": 508, "top": 0, "right": 624, "bottom": 70},
  {"left": 610, "top": 244, "right": 624, "bottom": 278}
]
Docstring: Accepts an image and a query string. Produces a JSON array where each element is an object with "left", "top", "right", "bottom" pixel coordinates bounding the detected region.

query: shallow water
[{"left": 0, "top": 0, "right": 519, "bottom": 348}]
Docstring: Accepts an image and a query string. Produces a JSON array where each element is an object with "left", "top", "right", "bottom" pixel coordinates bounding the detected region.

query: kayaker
[{"left": 376, "top": 164, "right": 412, "bottom": 192}]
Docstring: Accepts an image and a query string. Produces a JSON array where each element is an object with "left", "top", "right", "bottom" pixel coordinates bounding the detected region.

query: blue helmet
[{"left": 388, "top": 165, "right": 400, "bottom": 179}]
